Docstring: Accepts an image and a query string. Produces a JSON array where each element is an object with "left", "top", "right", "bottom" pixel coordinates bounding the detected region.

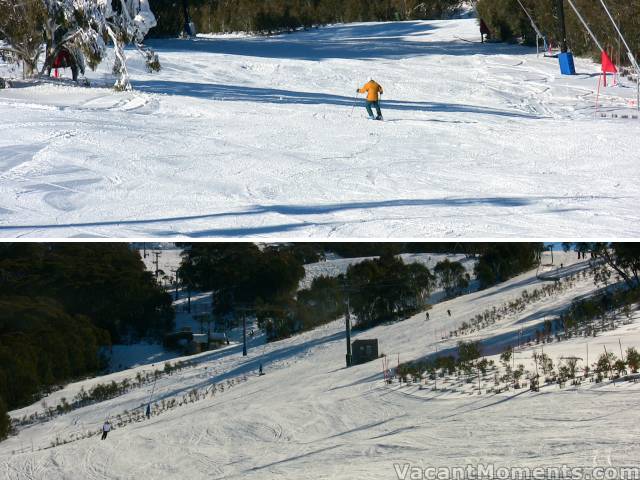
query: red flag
[
  {"left": 601, "top": 51, "right": 617, "bottom": 74},
  {"left": 601, "top": 51, "right": 617, "bottom": 86}
]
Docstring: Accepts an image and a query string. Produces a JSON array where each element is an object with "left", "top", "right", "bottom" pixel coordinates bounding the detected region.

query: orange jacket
[{"left": 358, "top": 80, "right": 383, "bottom": 101}]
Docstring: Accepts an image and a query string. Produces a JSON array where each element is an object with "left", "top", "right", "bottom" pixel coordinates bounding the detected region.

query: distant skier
[
  {"left": 259, "top": 363, "right": 264, "bottom": 376},
  {"left": 101, "top": 420, "right": 112, "bottom": 440},
  {"left": 146, "top": 404, "right": 151, "bottom": 419},
  {"left": 447, "top": 309, "right": 452, "bottom": 317},
  {"left": 425, "top": 312, "right": 430, "bottom": 321},
  {"left": 357, "top": 77, "right": 384, "bottom": 120},
  {"left": 480, "top": 19, "right": 490, "bottom": 43}
]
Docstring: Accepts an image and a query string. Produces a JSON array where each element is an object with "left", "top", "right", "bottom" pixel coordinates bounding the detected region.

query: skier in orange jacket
[{"left": 357, "top": 77, "right": 384, "bottom": 120}]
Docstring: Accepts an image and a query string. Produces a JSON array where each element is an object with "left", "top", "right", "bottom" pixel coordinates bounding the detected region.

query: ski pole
[{"left": 350, "top": 92, "right": 359, "bottom": 117}]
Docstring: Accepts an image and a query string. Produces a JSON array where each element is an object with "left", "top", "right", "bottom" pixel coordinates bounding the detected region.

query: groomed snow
[
  {"left": 1, "top": 19, "right": 639, "bottom": 237},
  {"left": 3, "top": 251, "right": 640, "bottom": 479}
]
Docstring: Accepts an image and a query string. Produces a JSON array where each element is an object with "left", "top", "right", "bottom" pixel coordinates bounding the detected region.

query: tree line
[
  {"left": 149, "top": 0, "right": 466, "bottom": 36},
  {"left": 179, "top": 243, "right": 542, "bottom": 341},
  {"left": 477, "top": 0, "right": 640, "bottom": 63},
  {"left": 474, "top": 242, "right": 542, "bottom": 288},
  {"left": 0, "top": 244, "right": 174, "bottom": 428}
]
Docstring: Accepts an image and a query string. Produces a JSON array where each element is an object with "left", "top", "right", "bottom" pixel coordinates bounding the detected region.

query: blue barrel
[{"left": 559, "top": 52, "right": 576, "bottom": 75}]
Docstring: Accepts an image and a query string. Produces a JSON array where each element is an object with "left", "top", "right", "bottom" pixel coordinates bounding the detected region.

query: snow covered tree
[
  {"left": 41, "top": 0, "right": 160, "bottom": 90},
  {"left": 1, "top": 0, "right": 159, "bottom": 89},
  {"left": 104, "top": 0, "right": 160, "bottom": 90},
  {"left": 0, "top": 0, "right": 47, "bottom": 77},
  {"left": 38, "top": 0, "right": 107, "bottom": 80}
]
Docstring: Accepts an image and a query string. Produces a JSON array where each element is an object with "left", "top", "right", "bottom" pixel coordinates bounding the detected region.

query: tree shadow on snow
[
  {"left": 1, "top": 195, "right": 624, "bottom": 237},
  {"left": 135, "top": 80, "right": 539, "bottom": 119},
  {"left": 0, "top": 196, "right": 539, "bottom": 236}
]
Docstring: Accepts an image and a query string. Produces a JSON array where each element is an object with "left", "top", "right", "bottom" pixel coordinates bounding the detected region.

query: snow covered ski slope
[
  {"left": 3, "top": 251, "right": 640, "bottom": 479},
  {"left": 1, "top": 19, "right": 639, "bottom": 238}
]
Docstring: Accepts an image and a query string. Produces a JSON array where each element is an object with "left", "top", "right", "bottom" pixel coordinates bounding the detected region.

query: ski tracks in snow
[
  {"left": 2, "top": 18, "right": 640, "bottom": 237},
  {"left": 3, "top": 455, "right": 49, "bottom": 480}
]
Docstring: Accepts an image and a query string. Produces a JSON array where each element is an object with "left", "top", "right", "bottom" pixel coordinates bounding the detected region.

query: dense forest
[
  {"left": 149, "top": 0, "right": 465, "bottom": 36},
  {"left": 284, "top": 242, "right": 535, "bottom": 259},
  {"left": 0, "top": 244, "right": 174, "bottom": 419},
  {"left": 180, "top": 242, "right": 543, "bottom": 340},
  {"left": 178, "top": 243, "right": 305, "bottom": 318},
  {"left": 474, "top": 243, "right": 542, "bottom": 289},
  {"left": 477, "top": 0, "right": 640, "bottom": 62}
]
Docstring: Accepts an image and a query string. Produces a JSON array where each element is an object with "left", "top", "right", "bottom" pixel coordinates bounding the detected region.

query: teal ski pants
[{"left": 366, "top": 101, "right": 382, "bottom": 118}]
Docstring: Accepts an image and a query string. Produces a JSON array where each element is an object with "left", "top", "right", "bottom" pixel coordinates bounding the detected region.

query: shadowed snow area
[
  {"left": 2, "top": 251, "right": 640, "bottom": 479},
  {"left": 1, "top": 19, "right": 639, "bottom": 237}
]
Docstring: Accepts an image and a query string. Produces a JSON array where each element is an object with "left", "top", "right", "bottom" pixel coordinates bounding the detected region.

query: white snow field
[
  {"left": 3, "top": 251, "right": 640, "bottom": 479},
  {"left": 1, "top": 18, "right": 640, "bottom": 238}
]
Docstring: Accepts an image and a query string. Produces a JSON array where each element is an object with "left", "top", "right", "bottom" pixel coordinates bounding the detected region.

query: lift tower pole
[
  {"left": 242, "top": 310, "right": 247, "bottom": 357},
  {"left": 555, "top": 0, "right": 568, "bottom": 53},
  {"left": 152, "top": 252, "right": 161, "bottom": 279},
  {"left": 344, "top": 286, "right": 352, "bottom": 368}
]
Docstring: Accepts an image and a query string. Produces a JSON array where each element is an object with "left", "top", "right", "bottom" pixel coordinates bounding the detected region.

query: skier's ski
[{"left": 454, "top": 35, "right": 478, "bottom": 43}]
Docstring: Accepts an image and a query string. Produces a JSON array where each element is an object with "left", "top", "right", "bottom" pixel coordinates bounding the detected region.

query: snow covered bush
[
  {"left": 595, "top": 351, "right": 616, "bottom": 377},
  {"left": 627, "top": 347, "right": 640, "bottom": 373}
]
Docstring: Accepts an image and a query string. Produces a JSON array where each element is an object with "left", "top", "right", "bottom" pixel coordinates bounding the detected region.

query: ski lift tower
[{"left": 152, "top": 251, "right": 161, "bottom": 279}]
